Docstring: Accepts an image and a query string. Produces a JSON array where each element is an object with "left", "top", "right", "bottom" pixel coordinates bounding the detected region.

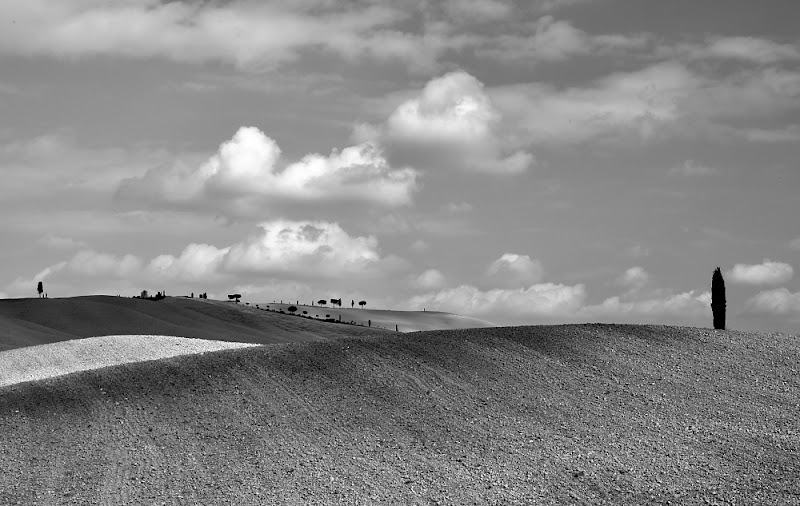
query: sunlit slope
[
  {"left": 0, "top": 296, "right": 388, "bottom": 351},
  {"left": 267, "top": 303, "right": 496, "bottom": 332},
  {"left": 1, "top": 324, "right": 797, "bottom": 504},
  {"left": 0, "top": 335, "right": 259, "bottom": 388}
]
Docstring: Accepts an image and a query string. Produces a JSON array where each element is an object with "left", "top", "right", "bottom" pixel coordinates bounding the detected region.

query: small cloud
[
  {"left": 616, "top": 266, "right": 649, "bottom": 292},
  {"left": 699, "top": 36, "right": 800, "bottom": 64},
  {"left": 790, "top": 238, "right": 800, "bottom": 251},
  {"left": 626, "top": 244, "right": 650, "bottom": 258},
  {"left": 727, "top": 259, "right": 794, "bottom": 285},
  {"left": 442, "top": 201, "right": 473, "bottom": 214},
  {"left": 410, "top": 239, "right": 429, "bottom": 252},
  {"left": 38, "top": 235, "right": 88, "bottom": 250},
  {"left": 486, "top": 253, "right": 544, "bottom": 288},
  {"left": 743, "top": 125, "right": 800, "bottom": 143},
  {"left": 667, "top": 160, "right": 720, "bottom": 177},
  {"left": 745, "top": 288, "right": 800, "bottom": 315},
  {"left": 534, "top": 0, "right": 597, "bottom": 12},
  {"left": 412, "top": 269, "right": 446, "bottom": 290},
  {"left": 446, "top": 0, "right": 512, "bottom": 22}
]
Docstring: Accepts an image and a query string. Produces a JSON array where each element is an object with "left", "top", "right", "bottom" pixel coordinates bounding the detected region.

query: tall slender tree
[
  {"left": 37, "top": 281, "right": 43, "bottom": 299},
  {"left": 711, "top": 267, "right": 726, "bottom": 330}
]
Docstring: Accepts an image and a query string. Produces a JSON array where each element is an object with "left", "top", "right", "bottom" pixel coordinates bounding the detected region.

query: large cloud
[
  {"left": 118, "top": 126, "right": 418, "bottom": 210},
  {"left": 486, "top": 253, "right": 544, "bottom": 288},
  {"left": 222, "top": 220, "right": 390, "bottom": 278},
  {"left": 727, "top": 259, "right": 794, "bottom": 285},
  {"left": 6, "top": 220, "right": 398, "bottom": 297},
  {"left": 371, "top": 71, "right": 534, "bottom": 174}
]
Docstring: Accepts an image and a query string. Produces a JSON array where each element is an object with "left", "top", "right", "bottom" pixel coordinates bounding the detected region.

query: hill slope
[
  {"left": 0, "top": 296, "right": 390, "bottom": 351},
  {"left": 1, "top": 324, "right": 797, "bottom": 505},
  {"left": 266, "top": 302, "right": 496, "bottom": 332}
]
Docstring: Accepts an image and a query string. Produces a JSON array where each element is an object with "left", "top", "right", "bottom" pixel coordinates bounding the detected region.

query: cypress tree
[{"left": 711, "top": 267, "right": 726, "bottom": 330}]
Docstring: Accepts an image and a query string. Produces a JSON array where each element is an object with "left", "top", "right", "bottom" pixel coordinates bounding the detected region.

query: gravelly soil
[
  {"left": 0, "top": 335, "right": 260, "bottom": 387},
  {"left": 1, "top": 324, "right": 798, "bottom": 505}
]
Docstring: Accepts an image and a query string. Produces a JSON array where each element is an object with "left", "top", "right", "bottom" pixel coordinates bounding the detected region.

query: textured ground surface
[
  {"left": 1, "top": 324, "right": 798, "bottom": 505},
  {"left": 0, "top": 335, "right": 260, "bottom": 387}
]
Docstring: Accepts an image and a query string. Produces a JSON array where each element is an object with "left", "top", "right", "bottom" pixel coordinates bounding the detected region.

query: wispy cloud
[
  {"left": 682, "top": 36, "right": 800, "bottom": 64},
  {"left": 476, "top": 16, "right": 648, "bottom": 63},
  {"left": 745, "top": 288, "right": 800, "bottom": 315},
  {"left": 667, "top": 160, "right": 720, "bottom": 176},
  {"left": 0, "top": 0, "right": 409, "bottom": 69}
]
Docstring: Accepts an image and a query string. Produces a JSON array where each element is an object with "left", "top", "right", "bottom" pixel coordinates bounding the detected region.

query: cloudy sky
[{"left": 1, "top": 0, "right": 799, "bottom": 333}]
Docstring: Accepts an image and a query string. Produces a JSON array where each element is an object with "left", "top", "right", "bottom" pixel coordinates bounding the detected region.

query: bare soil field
[
  {"left": 0, "top": 335, "right": 260, "bottom": 387},
  {"left": 1, "top": 324, "right": 798, "bottom": 505},
  {"left": 0, "top": 296, "right": 391, "bottom": 352}
]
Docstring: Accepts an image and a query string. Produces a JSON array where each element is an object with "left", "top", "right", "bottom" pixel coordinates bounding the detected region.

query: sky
[{"left": 1, "top": 0, "right": 799, "bottom": 333}]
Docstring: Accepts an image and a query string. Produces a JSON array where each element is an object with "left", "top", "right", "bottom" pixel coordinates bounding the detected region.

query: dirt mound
[
  {"left": 1, "top": 324, "right": 797, "bottom": 504},
  {"left": 0, "top": 296, "right": 389, "bottom": 351}
]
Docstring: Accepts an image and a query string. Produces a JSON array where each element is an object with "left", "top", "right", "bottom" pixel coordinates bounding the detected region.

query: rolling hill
[
  {"left": 0, "top": 296, "right": 493, "bottom": 352},
  {"left": 0, "top": 295, "right": 393, "bottom": 352},
  {"left": 265, "top": 302, "right": 496, "bottom": 332},
  {"left": 1, "top": 323, "right": 797, "bottom": 504}
]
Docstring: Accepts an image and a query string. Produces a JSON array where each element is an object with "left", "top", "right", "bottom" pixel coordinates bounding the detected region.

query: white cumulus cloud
[
  {"left": 7, "top": 220, "right": 398, "bottom": 298},
  {"left": 486, "top": 253, "right": 544, "bottom": 288},
  {"left": 222, "top": 220, "right": 386, "bottom": 278},
  {"left": 118, "top": 126, "right": 418, "bottom": 209},
  {"left": 727, "top": 259, "right": 794, "bottom": 285},
  {"left": 376, "top": 71, "right": 534, "bottom": 174},
  {"left": 616, "top": 266, "right": 650, "bottom": 291},
  {"left": 412, "top": 269, "right": 447, "bottom": 290}
]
